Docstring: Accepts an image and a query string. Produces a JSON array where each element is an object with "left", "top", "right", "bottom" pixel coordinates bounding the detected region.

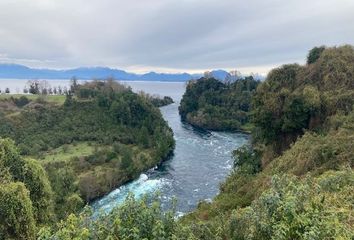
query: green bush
[
  {"left": 228, "top": 170, "right": 353, "bottom": 240},
  {"left": 0, "top": 138, "right": 54, "bottom": 225},
  {"left": 0, "top": 182, "right": 36, "bottom": 240},
  {"left": 38, "top": 194, "right": 196, "bottom": 240}
]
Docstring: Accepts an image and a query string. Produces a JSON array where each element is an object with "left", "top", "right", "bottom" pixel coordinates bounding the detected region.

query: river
[
  {"left": 0, "top": 79, "right": 249, "bottom": 216},
  {"left": 91, "top": 81, "right": 249, "bottom": 216}
]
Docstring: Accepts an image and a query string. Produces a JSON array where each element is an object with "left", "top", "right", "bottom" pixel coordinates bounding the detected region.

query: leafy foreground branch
[{"left": 38, "top": 194, "right": 196, "bottom": 240}]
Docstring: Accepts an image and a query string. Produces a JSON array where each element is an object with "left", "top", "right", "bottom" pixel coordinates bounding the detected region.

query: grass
[
  {"left": 0, "top": 94, "right": 66, "bottom": 105},
  {"left": 40, "top": 142, "right": 95, "bottom": 163}
]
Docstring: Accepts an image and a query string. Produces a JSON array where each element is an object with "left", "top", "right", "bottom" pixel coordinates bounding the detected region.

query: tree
[
  {"left": 70, "top": 76, "right": 79, "bottom": 94},
  {"left": 225, "top": 70, "right": 241, "bottom": 85},
  {"left": 39, "top": 80, "right": 50, "bottom": 95},
  {"left": 0, "top": 182, "right": 36, "bottom": 240},
  {"left": 64, "top": 91, "right": 74, "bottom": 106},
  {"left": 22, "top": 159, "right": 54, "bottom": 223},
  {"left": 38, "top": 194, "right": 195, "bottom": 239},
  {"left": 307, "top": 46, "right": 325, "bottom": 64},
  {"left": 0, "top": 138, "right": 54, "bottom": 224},
  {"left": 228, "top": 172, "right": 354, "bottom": 239},
  {"left": 120, "top": 147, "right": 133, "bottom": 171},
  {"left": 58, "top": 86, "right": 63, "bottom": 95},
  {"left": 204, "top": 71, "right": 213, "bottom": 78},
  {"left": 27, "top": 80, "right": 40, "bottom": 94}
]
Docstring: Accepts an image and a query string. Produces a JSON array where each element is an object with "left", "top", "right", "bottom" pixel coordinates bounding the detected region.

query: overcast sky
[{"left": 0, "top": 0, "right": 353, "bottom": 74}]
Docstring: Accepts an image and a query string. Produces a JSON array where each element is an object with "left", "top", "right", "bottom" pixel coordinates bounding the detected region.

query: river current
[{"left": 91, "top": 81, "right": 249, "bottom": 215}]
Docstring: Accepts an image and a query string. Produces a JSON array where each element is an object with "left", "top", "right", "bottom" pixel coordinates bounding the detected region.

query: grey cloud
[{"left": 0, "top": 0, "right": 353, "bottom": 74}]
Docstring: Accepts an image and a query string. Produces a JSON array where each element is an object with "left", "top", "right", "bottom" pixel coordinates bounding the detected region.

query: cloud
[{"left": 0, "top": 0, "right": 353, "bottom": 74}]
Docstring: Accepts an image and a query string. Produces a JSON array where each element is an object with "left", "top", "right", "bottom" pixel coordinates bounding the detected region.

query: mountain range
[
  {"left": 0, "top": 64, "right": 263, "bottom": 81},
  {"left": 0, "top": 64, "right": 213, "bottom": 81}
]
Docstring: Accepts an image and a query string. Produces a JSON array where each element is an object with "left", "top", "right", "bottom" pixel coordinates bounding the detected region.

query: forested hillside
[
  {"left": 181, "top": 45, "right": 354, "bottom": 239},
  {"left": 0, "top": 80, "right": 175, "bottom": 232},
  {"left": 0, "top": 45, "right": 353, "bottom": 240},
  {"left": 34, "top": 45, "right": 353, "bottom": 240},
  {"left": 179, "top": 76, "right": 260, "bottom": 131}
]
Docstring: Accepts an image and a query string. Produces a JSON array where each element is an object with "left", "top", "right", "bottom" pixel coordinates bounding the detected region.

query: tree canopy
[{"left": 179, "top": 76, "right": 260, "bottom": 131}]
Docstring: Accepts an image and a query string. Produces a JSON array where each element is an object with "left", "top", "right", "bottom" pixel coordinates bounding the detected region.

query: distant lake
[{"left": 0, "top": 79, "right": 186, "bottom": 102}]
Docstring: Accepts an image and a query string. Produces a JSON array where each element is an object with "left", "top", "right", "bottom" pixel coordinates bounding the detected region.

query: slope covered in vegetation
[
  {"left": 179, "top": 76, "right": 260, "bottom": 131},
  {"left": 1, "top": 45, "right": 353, "bottom": 240},
  {"left": 0, "top": 80, "right": 175, "bottom": 222},
  {"left": 40, "top": 45, "right": 353, "bottom": 240},
  {"left": 180, "top": 45, "right": 354, "bottom": 239}
]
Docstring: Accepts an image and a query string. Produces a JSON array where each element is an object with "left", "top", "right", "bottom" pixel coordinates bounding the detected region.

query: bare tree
[
  {"left": 58, "top": 86, "right": 63, "bottom": 95},
  {"left": 204, "top": 71, "right": 213, "bottom": 78},
  {"left": 27, "top": 80, "right": 40, "bottom": 94},
  {"left": 225, "top": 70, "right": 241, "bottom": 85},
  {"left": 39, "top": 80, "right": 51, "bottom": 95}
]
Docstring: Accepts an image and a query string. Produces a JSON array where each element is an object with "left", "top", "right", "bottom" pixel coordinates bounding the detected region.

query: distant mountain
[
  {"left": 0, "top": 63, "right": 264, "bottom": 81},
  {"left": 0, "top": 64, "right": 195, "bottom": 81},
  {"left": 210, "top": 70, "right": 229, "bottom": 80}
]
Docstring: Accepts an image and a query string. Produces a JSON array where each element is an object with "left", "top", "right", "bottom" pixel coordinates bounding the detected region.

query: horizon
[{"left": 0, "top": 62, "right": 267, "bottom": 76}]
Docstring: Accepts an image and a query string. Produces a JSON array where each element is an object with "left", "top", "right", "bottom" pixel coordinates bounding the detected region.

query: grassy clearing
[
  {"left": 0, "top": 94, "right": 66, "bottom": 104},
  {"left": 40, "top": 142, "right": 95, "bottom": 163}
]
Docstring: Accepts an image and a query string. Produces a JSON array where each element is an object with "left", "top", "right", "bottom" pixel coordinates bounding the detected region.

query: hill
[
  {"left": 179, "top": 76, "right": 260, "bottom": 131},
  {"left": 36, "top": 45, "right": 354, "bottom": 239},
  {"left": 180, "top": 45, "right": 354, "bottom": 239},
  {"left": 0, "top": 80, "right": 175, "bottom": 223}
]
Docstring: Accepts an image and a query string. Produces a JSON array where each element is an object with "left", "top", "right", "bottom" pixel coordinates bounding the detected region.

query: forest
[
  {"left": 0, "top": 80, "right": 175, "bottom": 234},
  {"left": 0, "top": 45, "right": 353, "bottom": 239},
  {"left": 179, "top": 76, "right": 260, "bottom": 131}
]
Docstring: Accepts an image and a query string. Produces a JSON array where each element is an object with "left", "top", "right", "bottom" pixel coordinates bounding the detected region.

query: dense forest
[
  {"left": 179, "top": 75, "right": 260, "bottom": 131},
  {"left": 180, "top": 45, "right": 354, "bottom": 239},
  {"left": 0, "top": 80, "right": 175, "bottom": 233},
  {"left": 0, "top": 45, "right": 353, "bottom": 240}
]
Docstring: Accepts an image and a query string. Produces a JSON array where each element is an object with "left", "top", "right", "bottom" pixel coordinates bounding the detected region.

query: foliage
[
  {"left": 228, "top": 170, "right": 353, "bottom": 239},
  {"left": 139, "top": 92, "right": 174, "bottom": 107},
  {"left": 182, "top": 45, "right": 354, "bottom": 239},
  {"left": 0, "top": 182, "right": 36, "bottom": 240},
  {"left": 22, "top": 158, "right": 55, "bottom": 223},
  {"left": 179, "top": 76, "right": 260, "bottom": 131},
  {"left": 252, "top": 45, "right": 354, "bottom": 156},
  {"left": 0, "top": 138, "right": 54, "bottom": 225},
  {"left": 307, "top": 46, "right": 326, "bottom": 64},
  {"left": 0, "top": 80, "right": 175, "bottom": 220},
  {"left": 233, "top": 146, "right": 261, "bottom": 174},
  {"left": 1, "top": 45, "right": 353, "bottom": 240},
  {"left": 38, "top": 194, "right": 196, "bottom": 240}
]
